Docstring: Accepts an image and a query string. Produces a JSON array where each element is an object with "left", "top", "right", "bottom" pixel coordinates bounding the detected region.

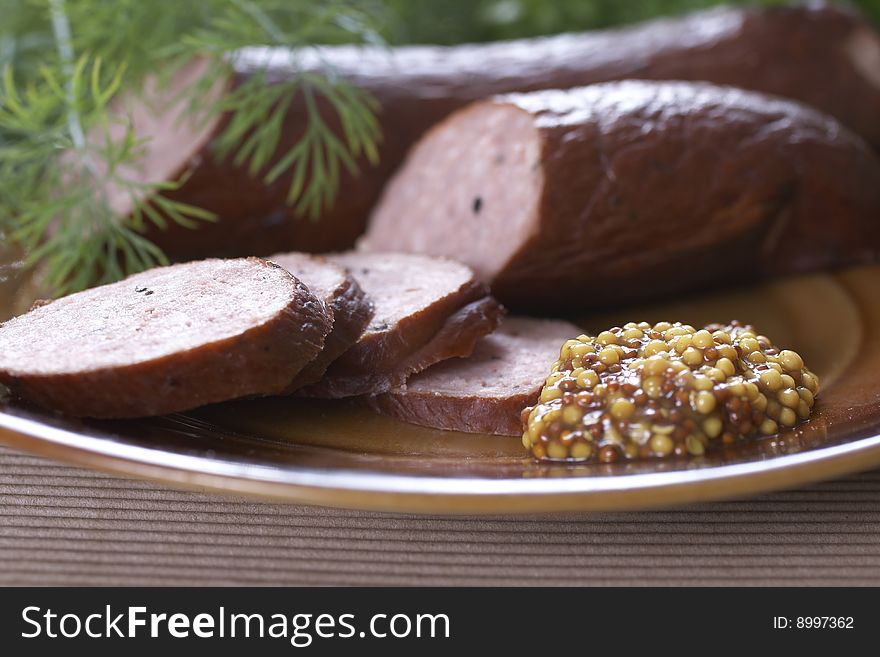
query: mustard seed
[
  {"left": 562, "top": 404, "right": 584, "bottom": 425},
  {"left": 778, "top": 388, "right": 800, "bottom": 408},
  {"left": 596, "top": 331, "right": 617, "bottom": 346},
  {"left": 650, "top": 433, "right": 674, "bottom": 455},
  {"left": 779, "top": 407, "right": 797, "bottom": 427},
  {"left": 674, "top": 335, "right": 693, "bottom": 353},
  {"left": 643, "top": 375, "right": 664, "bottom": 399},
  {"left": 598, "top": 347, "right": 620, "bottom": 365},
  {"left": 547, "top": 442, "right": 569, "bottom": 459},
  {"left": 802, "top": 372, "right": 819, "bottom": 394},
  {"left": 712, "top": 330, "right": 732, "bottom": 344},
  {"left": 577, "top": 369, "right": 600, "bottom": 389},
  {"left": 702, "top": 416, "right": 723, "bottom": 438},
  {"left": 570, "top": 343, "right": 596, "bottom": 358},
  {"left": 540, "top": 386, "right": 563, "bottom": 403},
  {"left": 760, "top": 418, "right": 778, "bottom": 435},
  {"left": 610, "top": 398, "right": 636, "bottom": 420},
  {"left": 644, "top": 339, "right": 668, "bottom": 356},
  {"left": 598, "top": 445, "right": 620, "bottom": 463},
  {"left": 686, "top": 435, "right": 705, "bottom": 456},
  {"left": 797, "top": 387, "right": 814, "bottom": 405},
  {"left": 759, "top": 369, "right": 783, "bottom": 392},
  {"left": 643, "top": 357, "right": 668, "bottom": 377},
  {"left": 779, "top": 350, "right": 804, "bottom": 372},
  {"left": 715, "top": 356, "right": 736, "bottom": 376},
  {"left": 706, "top": 367, "right": 727, "bottom": 383},
  {"left": 797, "top": 400, "right": 811, "bottom": 420},
  {"left": 692, "top": 330, "right": 714, "bottom": 349},
  {"left": 740, "top": 337, "right": 760, "bottom": 353},
  {"left": 682, "top": 347, "right": 703, "bottom": 366},
  {"left": 693, "top": 375, "right": 714, "bottom": 391},
  {"left": 694, "top": 390, "right": 717, "bottom": 414}
]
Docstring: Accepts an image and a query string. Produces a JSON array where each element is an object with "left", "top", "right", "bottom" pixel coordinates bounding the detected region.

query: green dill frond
[
  {"left": 0, "top": 0, "right": 386, "bottom": 297},
  {"left": 0, "top": 49, "right": 212, "bottom": 295},
  {"left": 182, "top": 0, "right": 385, "bottom": 220}
]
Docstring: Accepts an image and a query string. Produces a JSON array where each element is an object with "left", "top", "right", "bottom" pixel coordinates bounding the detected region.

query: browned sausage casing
[
  {"left": 148, "top": 3, "right": 880, "bottom": 259},
  {"left": 365, "top": 81, "right": 880, "bottom": 312}
]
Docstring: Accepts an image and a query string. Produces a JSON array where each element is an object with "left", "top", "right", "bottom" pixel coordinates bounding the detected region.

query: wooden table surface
[{"left": 2, "top": 444, "right": 880, "bottom": 586}]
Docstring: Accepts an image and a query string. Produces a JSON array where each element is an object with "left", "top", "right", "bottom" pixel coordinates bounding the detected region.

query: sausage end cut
[{"left": 366, "top": 81, "right": 880, "bottom": 312}]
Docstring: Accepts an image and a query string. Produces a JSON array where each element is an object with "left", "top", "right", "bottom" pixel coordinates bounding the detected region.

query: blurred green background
[{"left": 384, "top": 0, "right": 880, "bottom": 43}]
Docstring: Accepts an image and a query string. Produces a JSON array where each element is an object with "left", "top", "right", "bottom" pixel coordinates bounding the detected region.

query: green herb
[{"left": 0, "top": 0, "right": 384, "bottom": 295}]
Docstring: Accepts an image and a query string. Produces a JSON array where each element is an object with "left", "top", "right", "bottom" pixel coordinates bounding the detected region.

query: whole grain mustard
[{"left": 522, "top": 321, "right": 819, "bottom": 462}]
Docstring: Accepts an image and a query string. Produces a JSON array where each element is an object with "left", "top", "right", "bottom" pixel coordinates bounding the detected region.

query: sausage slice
[
  {"left": 369, "top": 318, "right": 580, "bottom": 435},
  {"left": 300, "top": 252, "right": 505, "bottom": 397},
  {"left": 0, "top": 258, "right": 332, "bottom": 418},
  {"left": 366, "top": 81, "right": 880, "bottom": 312},
  {"left": 267, "top": 252, "right": 374, "bottom": 389}
]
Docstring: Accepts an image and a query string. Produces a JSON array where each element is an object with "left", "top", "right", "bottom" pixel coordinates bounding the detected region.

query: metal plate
[{"left": 1, "top": 267, "right": 879, "bottom": 513}]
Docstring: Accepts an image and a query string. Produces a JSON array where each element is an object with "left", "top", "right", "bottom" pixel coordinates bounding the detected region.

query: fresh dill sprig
[
  {"left": 184, "top": 0, "right": 383, "bottom": 218},
  {"left": 0, "top": 0, "right": 385, "bottom": 296}
]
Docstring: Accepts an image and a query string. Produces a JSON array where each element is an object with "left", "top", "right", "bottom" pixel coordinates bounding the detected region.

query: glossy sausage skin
[
  {"left": 149, "top": 3, "right": 880, "bottom": 259},
  {"left": 366, "top": 81, "right": 880, "bottom": 312}
]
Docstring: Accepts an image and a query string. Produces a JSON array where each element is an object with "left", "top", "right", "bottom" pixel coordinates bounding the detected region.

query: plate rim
[{"left": 3, "top": 408, "right": 880, "bottom": 514}]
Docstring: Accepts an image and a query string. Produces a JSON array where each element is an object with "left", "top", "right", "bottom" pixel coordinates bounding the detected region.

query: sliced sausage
[
  {"left": 300, "top": 253, "right": 505, "bottom": 397},
  {"left": 0, "top": 258, "right": 332, "bottom": 418},
  {"left": 365, "top": 81, "right": 880, "bottom": 312},
  {"left": 130, "top": 3, "right": 880, "bottom": 259},
  {"left": 369, "top": 318, "right": 580, "bottom": 435},
  {"left": 267, "top": 252, "right": 373, "bottom": 389}
]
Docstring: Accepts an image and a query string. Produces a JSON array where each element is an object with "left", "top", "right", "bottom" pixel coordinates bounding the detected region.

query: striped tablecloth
[{"left": 1, "top": 445, "right": 879, "bottom": 586}]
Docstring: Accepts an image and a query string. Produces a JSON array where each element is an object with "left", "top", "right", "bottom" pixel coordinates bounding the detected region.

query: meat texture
[
  {"left": 301, "top": 252, "right": 505, "bottom": 397},
  {"left": 0, "top": 258, "right": 332, "bottom": 418}
]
